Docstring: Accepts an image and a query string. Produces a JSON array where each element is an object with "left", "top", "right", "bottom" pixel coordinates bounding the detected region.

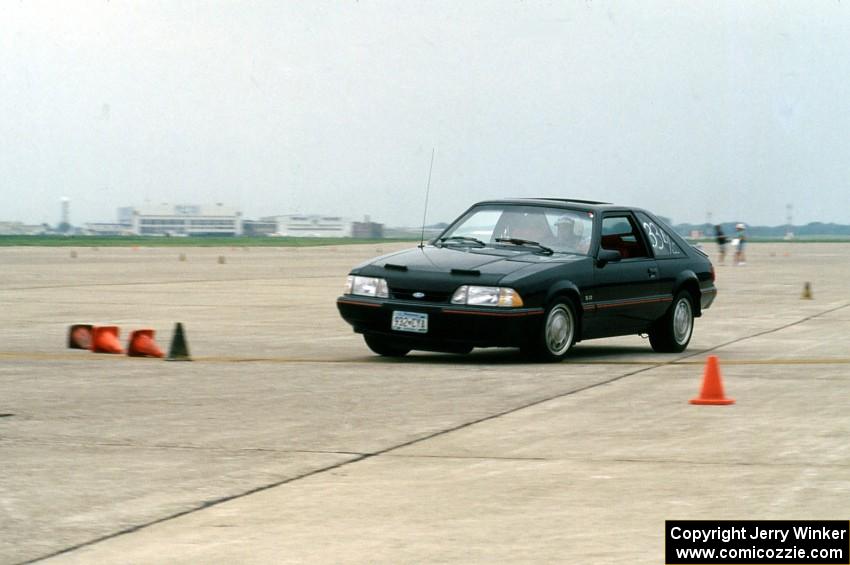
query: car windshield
[{"left": 437, "top": 204, "right": 594, "bottom": 255}]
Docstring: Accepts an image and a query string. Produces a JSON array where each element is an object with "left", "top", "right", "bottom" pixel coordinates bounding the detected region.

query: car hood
[{"left": 352, "top": 245, "right": 582, "bottom": 286}]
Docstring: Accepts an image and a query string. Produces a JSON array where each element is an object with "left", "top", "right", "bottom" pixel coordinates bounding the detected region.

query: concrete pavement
[{"left": 0, "top": 242, "right": 847, "bottom": 564}]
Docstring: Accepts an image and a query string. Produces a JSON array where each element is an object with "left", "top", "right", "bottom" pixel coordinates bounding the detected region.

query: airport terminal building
[
  {"left": 261, "top": 215, "right": 384, "bottom": 238},
  {"left": 107, "top": 206, "right": 381, "bottom": 238},
  {"left": 264, "top": 214, "right": 352, "bottom": 237},
  {"left": 125, "top": 204, "right": 243, "bottom": 236}
]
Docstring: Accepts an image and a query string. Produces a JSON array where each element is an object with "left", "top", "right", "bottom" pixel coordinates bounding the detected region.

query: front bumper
[{"left": 337, "top": 296, "right": 544, "bottom": 350}]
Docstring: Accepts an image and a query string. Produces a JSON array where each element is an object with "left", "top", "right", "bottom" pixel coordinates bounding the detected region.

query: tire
[
  {"left": 525, "top": 299, "right": 577, "bottom": 362},
  {"left": 363, "top": 334, "right": 410, "bottom": 357},
  {"left": 649, "top": 290, "right": 694, "bottom": 353}
]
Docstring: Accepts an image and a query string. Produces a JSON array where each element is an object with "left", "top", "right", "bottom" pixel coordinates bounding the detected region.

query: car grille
[{"left": 390, "top": 288, "right": 452, "bottom": 303}]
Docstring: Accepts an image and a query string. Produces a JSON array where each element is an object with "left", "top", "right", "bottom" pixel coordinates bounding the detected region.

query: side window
[
  {"left": 635, "top": 212, "right": 683, "bottom": 257},
  {"left": 600, "top": 215, "right": 650, "bottom": 259}
]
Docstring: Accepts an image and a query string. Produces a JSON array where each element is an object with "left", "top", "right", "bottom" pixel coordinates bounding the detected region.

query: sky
[{"left": 2, "top": 1, "right": 850, "bottom": 228}]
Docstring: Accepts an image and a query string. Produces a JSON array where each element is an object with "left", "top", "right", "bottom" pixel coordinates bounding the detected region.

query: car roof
[{"left": 473, "top": 198, "right": 645, "bottom": 215}]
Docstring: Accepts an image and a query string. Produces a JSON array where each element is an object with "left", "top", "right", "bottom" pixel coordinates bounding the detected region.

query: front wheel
[
  {"left": 363, "top": 334, "right": 410, "bottom": 357},
  {"left": 649, "top": 291, "right": 694, "bottom": 353},
  {"left": 524, "top": 300, "right": 577, "bottom": 362}
]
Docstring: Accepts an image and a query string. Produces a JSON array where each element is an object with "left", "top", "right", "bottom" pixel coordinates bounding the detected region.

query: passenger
[
  {"left": 554, "top": 215, "right": 587, "bottom": 253},
  {"left": 714, "top": 224, "right": 728, "bottom": 265}
]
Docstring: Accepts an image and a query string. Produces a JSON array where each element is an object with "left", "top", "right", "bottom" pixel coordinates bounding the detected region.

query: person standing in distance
[
  {"left": 714, "top": 224, "right": 728, "bottom": 265},
  {"left": 734, "top": 223, "right": 747, "bottom": 265}
]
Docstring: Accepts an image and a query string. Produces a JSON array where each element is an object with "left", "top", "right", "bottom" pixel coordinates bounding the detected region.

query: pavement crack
[
  {"left": 3, "top": 437, "right": 365, "bottom": 457},
  {"left": 604, "top": 457, "right": 850, "bottom": 469},
  {"left": 1, "top": 275, "right": 335, "bottom": 292},
  {"left": 695, "top": 301, "right": 850, "bottom": 357},
  {"left": 384, "top": 454, "right": 550, "bottom": 461},
  {"left": 382, "top": 453, "right": 850, "bottom": 469}
]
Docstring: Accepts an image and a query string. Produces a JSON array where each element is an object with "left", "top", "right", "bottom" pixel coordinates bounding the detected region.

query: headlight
[
  {"left": 450, "top": 285, "right": 524, "bottom": 307},
  {"left": 345, "top": 275, "right": 389, "bottom": 298}
]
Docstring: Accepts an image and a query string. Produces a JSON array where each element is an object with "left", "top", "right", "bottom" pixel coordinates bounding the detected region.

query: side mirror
[{"left": 596, "top": 249, "right": 622, "bottom": 267}]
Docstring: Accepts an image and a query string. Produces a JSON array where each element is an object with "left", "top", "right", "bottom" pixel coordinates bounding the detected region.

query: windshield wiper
[
  {"left": 495, "top": 237, "right": 554, "bottom": 255},
  {"left": 438, "top": 236, "right": 486, "bottom": 248}
]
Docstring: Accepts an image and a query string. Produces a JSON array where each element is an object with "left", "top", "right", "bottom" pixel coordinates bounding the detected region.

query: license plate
[{"left": 391, "top": 311, "right": 428, "bottom": 333}]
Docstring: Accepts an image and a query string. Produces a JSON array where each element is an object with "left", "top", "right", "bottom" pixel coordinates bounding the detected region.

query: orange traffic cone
[
  {"left": 68, "top": 324, "right": 93, "bottom": 350},
  {"left": 91, "top": 326, "right": 124, "bottom": 354},
  {"left": 690, "top": 355, "right": 734, "bottom": 405},
  {"left": 127, "top": 329, "right": 165, "bottom": 358}
]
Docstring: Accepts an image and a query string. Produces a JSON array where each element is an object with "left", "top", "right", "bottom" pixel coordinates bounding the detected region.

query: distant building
[
  {"left": 0, "top": 221, "right": 47, "bottom": 235},
  {"left": 264, "top": 215, "right": 352, "bottom": 237},
  {"left": 351, "top": 219, "right": 384, "bottom": 239},
  {"left": 83, "top": 223, "right": 132, "bottom": 236},
  {"left": 383, "top": 225, "right": 442, "bottom": 239},
  {"left": 242, "top": 219, "right": 277, "bottom": 236},
  {"left": 126, "top": 203, "right": 243, "bottom": 236},
  {"left": 117, "top": 207, "right": 135, "bottom": 226}
]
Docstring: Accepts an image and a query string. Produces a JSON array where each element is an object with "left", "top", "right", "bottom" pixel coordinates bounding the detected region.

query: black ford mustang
[{"left": 337, "top": 199, "right": 716, "bottom": 361}]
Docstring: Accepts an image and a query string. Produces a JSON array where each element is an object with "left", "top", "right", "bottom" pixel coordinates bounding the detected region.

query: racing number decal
[
  {"left": 643, "top": 222, "right": 659, "bottom": 249},
  {"left": 642, "top": 222, "right": 669, "bottom": 252}
]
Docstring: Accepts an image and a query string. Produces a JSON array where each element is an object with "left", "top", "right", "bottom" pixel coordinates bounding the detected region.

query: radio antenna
[{"left": 418, "top": 147, "right": 436, "bottom": 249}]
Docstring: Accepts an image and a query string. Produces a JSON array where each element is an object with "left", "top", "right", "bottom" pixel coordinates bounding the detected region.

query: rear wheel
[
  {"left": 363, "top": 334, "right": 410, "bottom": 357},
  {"left": 649, "top": 290, "right": 694, "bottom": 352},
  {"left": 525, "top": 299, "right": 577, "bottom": 362}
]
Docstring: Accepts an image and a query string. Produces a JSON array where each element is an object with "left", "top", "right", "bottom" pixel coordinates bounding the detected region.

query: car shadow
[{"left": 360, "top": 343, "right": 661, "bottom": 365}]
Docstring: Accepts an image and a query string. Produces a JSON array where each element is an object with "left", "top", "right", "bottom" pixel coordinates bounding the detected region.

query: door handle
[{"left": 648, "top": 267, "right": 658, "bottom": 279}]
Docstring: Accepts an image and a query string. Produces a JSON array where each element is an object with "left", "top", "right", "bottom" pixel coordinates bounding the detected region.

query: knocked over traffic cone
[
  {"left": 68, "top": 324, "right": 93, "bottom": 350},
  {"left": 690, "top": 355, "right": 734, "bottom": 405},
  {"left": 802, "top": 282, "right": 813, "bottom": 300},
  {"left": 127, "top": 329, "right": 165, "bottom": 358},
  {"left": 91, "top": 326, "right": 124, "bottom": 354},
  {"left": 166, "top": 322, "right": 192, "bottom": 361}
]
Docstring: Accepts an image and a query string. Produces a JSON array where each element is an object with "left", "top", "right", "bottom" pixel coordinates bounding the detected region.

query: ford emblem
[{"left": 413, "top": 292, "right": 425, "bottom": 299}]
